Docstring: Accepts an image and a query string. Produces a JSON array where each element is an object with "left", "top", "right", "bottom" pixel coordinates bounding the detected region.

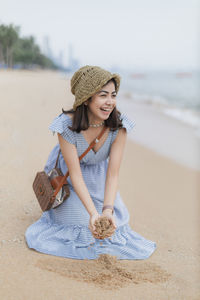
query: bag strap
[
  {"left": 53, "top": 125, "right": 107, "bottom": 197},
  {"left": 55, "top": 149, "right": 61, "bottom": 168}
]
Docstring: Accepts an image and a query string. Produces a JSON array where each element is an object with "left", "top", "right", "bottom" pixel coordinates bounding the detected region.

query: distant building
[
  {"left": 67, "top": 44, "right": 80, "bottom": 72},
  {"left": 43, "top": 36, "right": 53, "bottom": 60}
]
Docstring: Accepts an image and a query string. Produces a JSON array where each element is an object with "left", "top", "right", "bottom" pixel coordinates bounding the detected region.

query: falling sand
[{"left": 36, "top": 254, "right": 171, "bottom": 290}]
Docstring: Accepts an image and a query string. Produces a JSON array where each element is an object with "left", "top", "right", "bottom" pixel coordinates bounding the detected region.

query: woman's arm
[
  {"left": 103, "top": 128, "right": 127, "bottom": 214},
  {"left": 57, "top": 133, "right": 98, "bottom": 218}
]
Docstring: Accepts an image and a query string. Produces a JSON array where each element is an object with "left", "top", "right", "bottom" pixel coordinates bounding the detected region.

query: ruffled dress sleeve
[
  {"left": 120, "top": 112, "right": 136, "bottom": 133},
  {"left": 49, "top": 113, "right": 75, "bottom": 145},
  {"left": 111, "top": 112, "right": 136, "bottom": 144}
]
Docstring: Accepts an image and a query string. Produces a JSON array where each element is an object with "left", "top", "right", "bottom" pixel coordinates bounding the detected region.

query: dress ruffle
[
  {"left": 25, "top": 212, "right": 156, "bottom": 260},
  {"left": 49, "top": 113, "right": 75, "bottom": 144},
  {"left": 120, "top": 112, "right": 136, "bottom": 134}
]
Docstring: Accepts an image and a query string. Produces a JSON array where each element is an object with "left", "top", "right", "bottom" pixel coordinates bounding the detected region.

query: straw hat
[{"left": 71, "top": 65, "right": 121, "bottom": 110}]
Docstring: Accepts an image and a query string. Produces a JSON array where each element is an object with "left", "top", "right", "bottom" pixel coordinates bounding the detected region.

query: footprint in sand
[{"left": 36, "top": 254, "right": 171, "bottom": 290}]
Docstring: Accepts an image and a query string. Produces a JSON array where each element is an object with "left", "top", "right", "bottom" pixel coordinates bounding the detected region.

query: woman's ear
[{"left": 85, "top": 97, "right": 92, "bottom": 105}]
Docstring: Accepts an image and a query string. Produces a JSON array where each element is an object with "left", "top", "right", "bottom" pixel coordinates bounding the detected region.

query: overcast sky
[{"left": 0, "top": 0, "right": 199, "bottom": 70}]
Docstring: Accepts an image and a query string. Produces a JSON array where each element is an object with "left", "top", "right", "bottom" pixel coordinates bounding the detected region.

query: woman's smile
[{"left": 100, "top": 107, "right": 113, "bottom": 115}]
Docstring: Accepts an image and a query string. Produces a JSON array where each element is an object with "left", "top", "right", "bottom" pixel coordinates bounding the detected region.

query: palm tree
[{"left": 0, "top": 24, "right": 19, "bottom": 67}]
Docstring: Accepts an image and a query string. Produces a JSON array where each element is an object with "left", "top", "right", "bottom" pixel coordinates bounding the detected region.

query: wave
[{"left": 121, "top": 92, "right": 200, "bottom": 134}]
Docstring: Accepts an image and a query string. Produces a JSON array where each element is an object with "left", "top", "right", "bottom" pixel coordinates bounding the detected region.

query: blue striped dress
[{"left": 25, "top": 112, "right": 156, "bottom": 260}]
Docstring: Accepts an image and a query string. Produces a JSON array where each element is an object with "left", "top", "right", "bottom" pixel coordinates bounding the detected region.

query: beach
[{"left": 0, "top": 70, "right": 199, "bottom": 300}]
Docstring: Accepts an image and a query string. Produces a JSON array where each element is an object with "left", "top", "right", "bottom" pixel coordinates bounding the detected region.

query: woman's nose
[{"left": 106, "top": 95, "right": 114, "bottom": 104}]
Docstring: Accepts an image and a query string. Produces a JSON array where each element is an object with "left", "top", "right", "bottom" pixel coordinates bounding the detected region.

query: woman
[{"left": 25, "top": 65, "right": 156, "bottom": 260}]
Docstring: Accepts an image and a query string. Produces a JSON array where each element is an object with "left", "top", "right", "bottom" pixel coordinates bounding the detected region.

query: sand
[
  {"left": 36, "top": 254, "right": 171, "bottom": 290},
  {"left": 94, "top": 216, "right": 115, "bottom": 239},
  {"left": 0, "top": 70, "right": 200, "bottom": 300}
]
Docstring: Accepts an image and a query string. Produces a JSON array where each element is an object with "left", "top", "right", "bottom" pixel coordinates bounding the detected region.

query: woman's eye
[{"left": 100, "top": 94, "right": 116, "bottom": 97}]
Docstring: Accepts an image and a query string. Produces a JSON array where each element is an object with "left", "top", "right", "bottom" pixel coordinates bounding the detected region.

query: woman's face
[{"left": 85, "top": 81, "right": 117, "bottom": 124}]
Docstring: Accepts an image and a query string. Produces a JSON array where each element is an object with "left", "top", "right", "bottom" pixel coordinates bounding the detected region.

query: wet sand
[{"left": 0, "top": 70, "right": 199, "bottom": 300}]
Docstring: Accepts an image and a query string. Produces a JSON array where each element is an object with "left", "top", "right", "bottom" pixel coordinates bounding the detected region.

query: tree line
[{"left": 0, "top": 24, "right": 58, "bottom": 69}]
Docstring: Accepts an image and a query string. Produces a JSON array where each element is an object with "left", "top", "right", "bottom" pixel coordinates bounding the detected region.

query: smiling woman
[{"left": 25, "top": 65, "right": 157, "bottom": 260}]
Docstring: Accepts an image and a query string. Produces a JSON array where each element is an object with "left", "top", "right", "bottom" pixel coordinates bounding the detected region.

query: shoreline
[{"left": 118, "top": 97, "right": 200, "bottom": 171}]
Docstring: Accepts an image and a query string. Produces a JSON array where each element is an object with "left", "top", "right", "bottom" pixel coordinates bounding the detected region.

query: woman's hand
[
  {"left": 89, "top": 210, "right": 117, "bottom": 239},
  {"left": 89, "top": 213, "right": 101, "bottom": 238},
  {"left": 102, "top": 209, "right": 117, "bottom": 237}
]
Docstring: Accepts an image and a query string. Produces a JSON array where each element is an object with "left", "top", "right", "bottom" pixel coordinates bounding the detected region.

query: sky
[{"left": 0, "top": 0, "right": 199, "bottom": 71}]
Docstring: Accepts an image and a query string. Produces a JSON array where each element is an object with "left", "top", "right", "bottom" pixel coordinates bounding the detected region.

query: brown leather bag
[{"left": 33, "top": 126, "right": 107, "bottom": 212}]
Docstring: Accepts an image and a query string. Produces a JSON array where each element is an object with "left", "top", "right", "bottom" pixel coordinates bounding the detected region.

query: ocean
[{"left": 119, "top": 70, "right": 200, "bottom": 131}]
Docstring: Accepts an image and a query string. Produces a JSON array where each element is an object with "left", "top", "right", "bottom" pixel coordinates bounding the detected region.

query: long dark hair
[{"left": 62, "top": 78, "right": 123, "bottom": 133}]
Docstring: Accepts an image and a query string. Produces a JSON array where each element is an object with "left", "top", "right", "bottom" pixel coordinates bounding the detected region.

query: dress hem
[{"left": 25, "top": 221, "right": 157, "bottom": 260}]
